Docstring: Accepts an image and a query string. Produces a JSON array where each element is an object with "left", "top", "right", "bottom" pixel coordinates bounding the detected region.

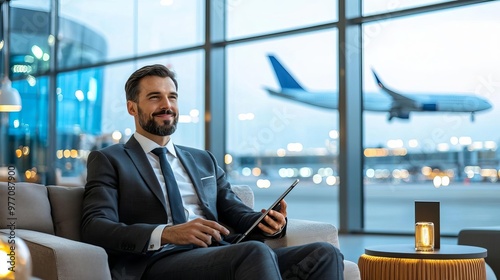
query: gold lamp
[
  {"left": 0, "top": 0, "right": 22, "bottom": 112},
  {"left": 0, "top": 233, "right": 32, "bottom": 280}
]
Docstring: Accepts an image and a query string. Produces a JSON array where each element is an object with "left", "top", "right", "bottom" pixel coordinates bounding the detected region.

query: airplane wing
[{"left": 372, "top": 70, "right": 419, "bottom": 110}]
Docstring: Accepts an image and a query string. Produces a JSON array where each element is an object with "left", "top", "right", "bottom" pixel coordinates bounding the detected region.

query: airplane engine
[
  {"left": 421, "top": 103, "right": 438, "bottom": 111},
  {"left": 389, "top": 111, "right": 410, "bottom": 121}
]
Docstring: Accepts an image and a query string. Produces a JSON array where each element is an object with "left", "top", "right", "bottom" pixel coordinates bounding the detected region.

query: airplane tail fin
[
  {"left": 372, "top": 69, "right": 384, "bottom": 89},
  {"left": 268, "top": 55, "right": 304, "bottom": 90}
]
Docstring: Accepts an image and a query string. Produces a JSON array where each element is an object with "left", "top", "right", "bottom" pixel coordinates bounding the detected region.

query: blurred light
[
  {"left": 13, "top": 119, "right": 19, "bottom": 128},
  {"left": 12, "top": 64, "right": 32, "bottom": 73},
  {"left": 256, "top": 179, "right": 271, "bottom": 189},
  {"left": 366, "top": 168, "right": 375, "bottom": 178},
  {"left": 70, "top": 149, "right": 78, "bottom": 158},
  {"left": 42, "top": 53, "right": 50, "bottom": 61},
  {"left": 224, "top": 154, "right": 233, "bottom": 165},
  {"left": 459, "top": 136, "right": 472, "bottom": 145},
  {"left": 22, "top": 146, "right": 30, "bottom": 156},
  {"left": 387, "top": 139, "right": 404, "bottom": 148},
  {"left": 276, "top": 148, "right": 286, "bottom": 157},
  {"left": 63, "top": 150, "right": 70, "bottom": 158},
  {"left": 441, "top": 176, "right": 450, "bottom": 186},
  {"left": 329, "top": 130, "right": 339, "bottom": 139},
  {"left": 112, "top": 130, "right": 122, "bottom": 141},
  {"left": 252, "top": 167, "right": 261, "bottom": 176},
  {"left": 31, "top": 45, "right": 43, "bottom": 59},
  {"left": 190, "top": 109, "right": 199, "bottom": 117},
  {"left": 433, "top": 176, "right": 442, "bottom": 188},
  {"left": 299, "top": 167, "right": 313, "bottom": 177},
  {"left": 178, "top": 115, "right": 192, "bottom": 123},
  {"left": 88, "top": 78, "right": 97, "bottom": 102},
  {"left": 408, "top": 139, "right": 419, "bottom": 148},
  {"left": 24, "top": 55, "right": 35, "bottom": 63},
  {"left": 48, "top": 34, "right": 55, "bottom": 45},
  {"left": 364, "top": 148, "right": 388, "bottom": 157},
  {"left": 484, "top": 141, "right": 497, "bottom": 150},
  {"left": 15, "top": 149, "right": 22, "bottom": 158},
  {"left": 318, "top": 167, "right": 333, "bottom": 177},
  {"left": 238, "top": 113, "right": 255, "bottom": 121},
  {"left": 471, "top": 142, "right": 483, "bottom": 150},
  {"left": 75, "top": 90, "right": 84, "bottom": 102},
  {"left": 287, "top": 143, "right": 303, "bottom": 152},
  {"left": 450, "top": 136, "right": 459, "bottom": 145},
  {"left": 437, "top": 143, "right": 449, "bottom": 152},
  {"left": 241, "top": 167, "right": 251, "bottom": 176},
  {"left": 312, "top": 174, "right": 322, "bottom": 184},
  {"left": 27, "top": 75, "right": 37, "bottom": 86},
  {"left": 422, "top": 166, "right": 431, "bottom": 176},
  {"left": 325, "top": 176, "right": 337, "bottom": 186},
  {"left": 124, "top": 128, "right": 132, "bottom": 136},
  {"left": 56, "top": 150, "right": 63, "bottom": 159}
]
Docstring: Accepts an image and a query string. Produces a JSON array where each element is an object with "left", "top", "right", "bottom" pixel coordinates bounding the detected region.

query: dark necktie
[{"left": 152, "top": 147, "right": 187, "bottom": 224}]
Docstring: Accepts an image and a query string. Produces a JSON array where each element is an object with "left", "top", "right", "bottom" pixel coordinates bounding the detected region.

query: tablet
[{"left": 232, "top": 179, "right": 300, "bottom": 244}]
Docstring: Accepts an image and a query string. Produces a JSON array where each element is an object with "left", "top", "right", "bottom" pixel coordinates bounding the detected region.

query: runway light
[
  {"left": 408, "top": 139, "right": 419, "bottom": 148},
  {"left": 256, "top": 179, "right": 271, "bottom": 189},
  {"left": 252, "top": 167, "right": 261, "bottom": 176},
  {"left": 241, "top": 167, "right": 251, "bottom": 176},
  {"left": 312, "top": 174, "right": 322, "bottom": 184}
]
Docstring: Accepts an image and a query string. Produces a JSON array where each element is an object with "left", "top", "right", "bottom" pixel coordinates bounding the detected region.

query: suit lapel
[
  {"left": 175, "top": 146, "right": 217, "bottom": 221},
  {"left": 124, "top": 136, "right": 167, "bottom": 211}
]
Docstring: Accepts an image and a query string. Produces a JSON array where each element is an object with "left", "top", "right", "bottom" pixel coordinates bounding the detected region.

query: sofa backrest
[
  {"left": 47, "top": 185, "right": 85, "bottom": 241},
  {"left": 0, "top": 182, "right": 255, "bottom": 243},
  {"left": 0, "top": 182, "right": 55, "bottom": 235}
]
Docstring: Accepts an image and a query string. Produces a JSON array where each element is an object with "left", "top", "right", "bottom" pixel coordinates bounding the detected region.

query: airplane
[{"left": 264, "top": 55, "right": 492, "bottom": 121}]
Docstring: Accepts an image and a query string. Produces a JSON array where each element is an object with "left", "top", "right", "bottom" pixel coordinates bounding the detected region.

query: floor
[{"left": 337, "top": 233, "right": 458, "bottom": 263}]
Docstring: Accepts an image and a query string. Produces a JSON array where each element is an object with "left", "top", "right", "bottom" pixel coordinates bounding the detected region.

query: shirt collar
[{"left": 133, "top": 132, "right": 177, "bottom": 158}]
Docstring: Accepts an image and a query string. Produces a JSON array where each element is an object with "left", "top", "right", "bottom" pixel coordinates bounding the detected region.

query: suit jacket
[{"left": 81, "top": 136, "right": 282, "bottom": 279}]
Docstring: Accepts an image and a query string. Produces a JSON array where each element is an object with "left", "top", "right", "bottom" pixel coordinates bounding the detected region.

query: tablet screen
[{"left": 232, "top": 179, "right": 300, "bottom": 244}]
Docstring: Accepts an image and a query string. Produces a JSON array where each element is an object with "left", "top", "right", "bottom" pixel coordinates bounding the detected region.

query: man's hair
[{"left": 125, "top": 64, "right": 178, "bottom": 102}]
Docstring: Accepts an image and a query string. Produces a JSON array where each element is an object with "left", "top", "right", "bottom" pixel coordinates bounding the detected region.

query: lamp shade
[{"left": 0, "top": 77, "right": 22, "bottom": 112}]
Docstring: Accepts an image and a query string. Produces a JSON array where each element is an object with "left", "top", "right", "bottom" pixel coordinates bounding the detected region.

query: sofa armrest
[
  {"left": 1, "top": 229, "right": 111, "bottom": 280},
  {"left": 265, "top": 218, "right": 340, "bottom": 249}
]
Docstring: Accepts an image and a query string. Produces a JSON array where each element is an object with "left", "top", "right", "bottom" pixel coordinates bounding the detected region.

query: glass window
[
  {"left": 54, "top": 51, "right": 204, "bottom": 184},
  {"left": 363, "top": 0, "right": 453, "bottom": 16},
  {"left": 60, "top": 0, "right": 135, "bottom": 66},
  {"left": 139, "top": 51, "right": 205, "bottom": 148},
  {"left": 362, "top": 1, "right": 500, "bottom": 234},
  {"left": 226, "top": 0, "right": 337, "bottom": 40},
  {"left": 226, "top": 30, "right": 339, "bottom": 225},
  {"left": 10, "top": 3, "right": 51, "bottom": 78},
  {"left": 2, "top": 78, "right": 49, "bottom": 183},
  {"left": 137, "top": 0, "right": 204, "bottom": 55}
]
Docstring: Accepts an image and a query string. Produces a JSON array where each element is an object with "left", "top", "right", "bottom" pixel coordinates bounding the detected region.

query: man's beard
[{"left": 138, "top": 106, "right": 178, "bottom": 136}]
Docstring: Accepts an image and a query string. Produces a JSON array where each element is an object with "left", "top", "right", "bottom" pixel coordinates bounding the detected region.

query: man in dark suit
[{"left": 81, "top": 64, "right": 344, "bottom": 279}]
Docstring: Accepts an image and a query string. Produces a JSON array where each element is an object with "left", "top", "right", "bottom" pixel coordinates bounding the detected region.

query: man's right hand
[{"left": 161, "top": 218, "right": 230, "bottom": 248}]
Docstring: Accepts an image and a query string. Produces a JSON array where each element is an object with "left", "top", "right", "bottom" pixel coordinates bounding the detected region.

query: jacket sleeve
[{"left": 81, "top": 150, "right": 158, "bottom": 255}]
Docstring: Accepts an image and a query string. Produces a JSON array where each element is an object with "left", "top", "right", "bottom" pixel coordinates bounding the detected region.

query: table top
[{"left": 364, "top": 244, "right": 487, "bottom": 260}]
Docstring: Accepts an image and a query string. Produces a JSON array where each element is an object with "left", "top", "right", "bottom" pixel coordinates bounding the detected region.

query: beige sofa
[{"left": 0, "top": 182, "right": 360, "bottom": 280}]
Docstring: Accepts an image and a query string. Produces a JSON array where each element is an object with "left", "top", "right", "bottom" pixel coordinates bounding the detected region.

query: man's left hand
[{"left": 258, "top": 199, "right": 287, "bottom": 235}]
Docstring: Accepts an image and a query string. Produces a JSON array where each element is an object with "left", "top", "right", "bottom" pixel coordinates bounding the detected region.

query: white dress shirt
[{"left": 133, "top": 132, "right": 205, "bottom": 250}]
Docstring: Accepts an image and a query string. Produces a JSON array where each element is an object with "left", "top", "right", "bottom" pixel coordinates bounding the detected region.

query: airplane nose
[{"left": 483, "top": 100, "right": 493, "bottom": 110}]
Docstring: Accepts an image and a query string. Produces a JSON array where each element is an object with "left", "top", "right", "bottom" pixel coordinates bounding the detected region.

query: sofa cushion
[
  {"left": 47, "top": 185, "right": 85, "bottom": 241},
  {"left": 0, "top": 182, "right": 54, "bottom": 234}
]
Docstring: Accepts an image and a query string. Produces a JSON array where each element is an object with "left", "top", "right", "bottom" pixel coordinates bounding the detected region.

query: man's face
[{"left": 129, "top": 75, "right": 179, "bottom": 137}]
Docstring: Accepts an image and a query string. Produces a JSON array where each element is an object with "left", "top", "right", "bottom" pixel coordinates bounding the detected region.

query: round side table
[{"left": 358, "top": 244, "right": 487, "bottom": 280}]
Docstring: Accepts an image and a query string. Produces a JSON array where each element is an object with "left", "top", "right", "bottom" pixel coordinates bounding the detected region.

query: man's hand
[
  {"left": 161, "top": 218, "right": 230, "bottom": 247},
  {"left": 258, "top": 199, "right": 287, "bottom": 235}
]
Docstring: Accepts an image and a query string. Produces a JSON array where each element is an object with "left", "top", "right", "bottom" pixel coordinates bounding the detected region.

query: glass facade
[{"left": 2, "top": 0, "right": 499, "bottom": 235}]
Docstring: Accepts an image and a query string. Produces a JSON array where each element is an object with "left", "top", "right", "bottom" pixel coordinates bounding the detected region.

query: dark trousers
[{"left": 143, "top": 241, "right": 344, "bottom": 280}]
